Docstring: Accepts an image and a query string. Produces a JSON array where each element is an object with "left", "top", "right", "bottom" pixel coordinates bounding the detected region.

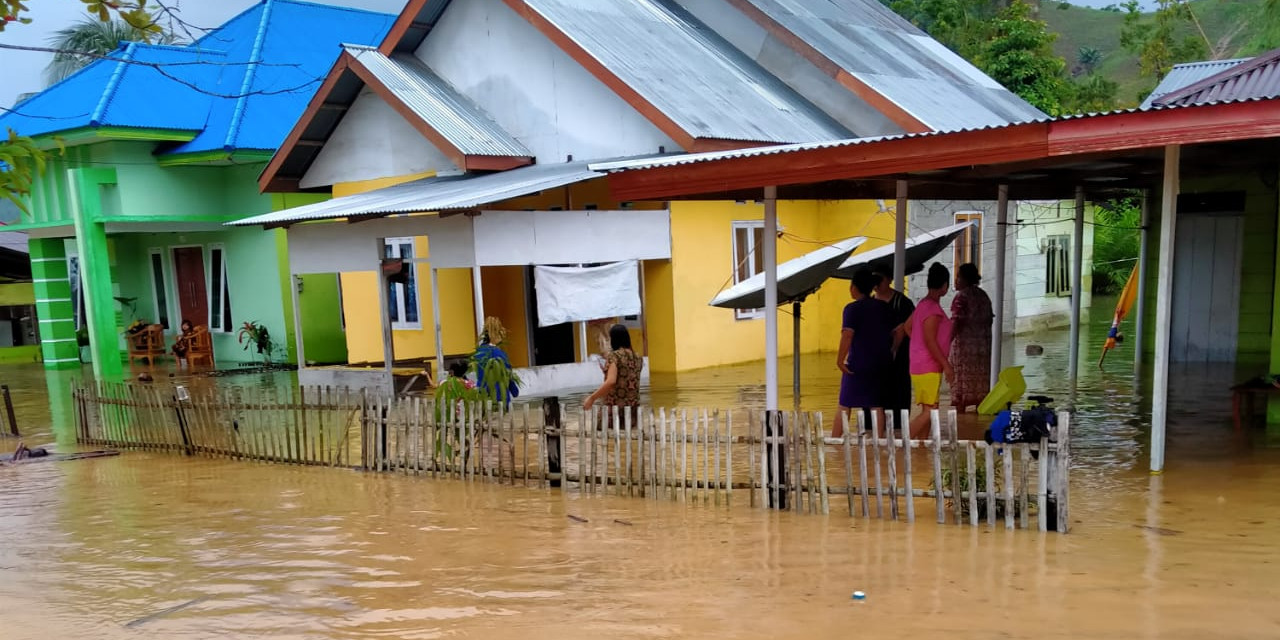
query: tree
[
  {"left": 1065, "top": 73, "right": 1119, "bottom": 113},
  {"left": 1075, "top": 46, "right": 1103, "bottom": 76},
  {"left": 0, "top": 1, "right": 159, "bottom": 211},
  {"left": 1120, "top": 0, "right": 1209, "bottom": 84},
  {"left": 46, "top": 16, "right": 178, "bottom": 84},
  {"left": 978, "top": 0, "right": 1067, "bottom": 115},
  {"left": 1245, "top": 0, "right": 1280, "bottom": 54}
]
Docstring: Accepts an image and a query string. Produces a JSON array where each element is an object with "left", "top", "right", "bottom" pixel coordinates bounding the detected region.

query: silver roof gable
[
  {"left": 522, "top": 0, "right": 851, "bottom": 144},
  {"left": 1141, "top": 58, "right": 1251, "bottom": 109},
  {"left": 346, "top": 45, "right": 532, "bottom": 158},
  {"left": 737, "top": 0, "right": 1048, "bottom": 131}
]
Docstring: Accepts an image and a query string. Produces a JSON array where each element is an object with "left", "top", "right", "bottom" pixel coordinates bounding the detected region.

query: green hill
[{"left": 1040, "top": 0, "right": 1266, "bottom": 107}]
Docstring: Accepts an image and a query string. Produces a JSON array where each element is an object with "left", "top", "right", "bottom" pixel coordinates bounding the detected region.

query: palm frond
[{"left": 43, "top": 17, "right": 183, "bottom": 85}]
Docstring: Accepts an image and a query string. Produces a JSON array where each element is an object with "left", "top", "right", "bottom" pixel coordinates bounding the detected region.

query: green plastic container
[{"left": 977, "top": 366, "right": 1027, "bottom": 415}]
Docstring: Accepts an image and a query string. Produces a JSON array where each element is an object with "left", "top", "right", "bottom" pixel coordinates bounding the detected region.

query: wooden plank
[
  {"left": 814, "top": 412, "right": 827, "bottom": 515},
  {"left": 1003, "top": 441, "right": 1015, "bottom": 530},
  {"left": 966, "top": 442, "right": 979, "bottom": 527},
  {"left": 841, "top": 412, "right": 857, "bottom": 517},
  {"left": 868, "top": 411, "right": 883, "bottom": 518},
  {"left": 1058, "top": 412, "right": 1071, "bottom": 534},
  {"left": 725, "top": 410, "right": 734, "bottom": 507},
  {"left": 985, "top": 441, "right": 997, "bottom": 526},
  {"left": 748, "top": 411, "right": 757, "bottom": 508},
  {"left": 1038, "top": 437, "right": 1049, "bottom": 532},
  {"left": 899, "top": 409, "right": 914, "bottom": 523},
  {"left": 931, "top": 410, "right": 945, "bottom": 524},
  {"left": 856, "top": 414, "right": 870, "bottom": 518},
  {"left": 949, "top": 410, "right": 963, "bottom": 525},
  {"left": 1019, "top": 444, "right": 1031, "bottom": 531},
  {"left": 881, "top": 412, "right": 898, "bottom": 520},
  {"left": 680, "top": 409, "right": 689, "bottom": 502}
]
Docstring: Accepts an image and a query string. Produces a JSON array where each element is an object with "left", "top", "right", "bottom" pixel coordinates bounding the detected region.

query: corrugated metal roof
[
  {"left": 736, "top": 0, "right": 1047, "bottom": 131},
  {"left": 230, "top": 161, "right": 603, "bottom": 226},
  {"left": 1140, "top": 58, "right": 1250, "bottom": 109},
  {"left": 1153, "top": 49, "right": 1280, "bottom": 108},
  {"left": 0, "top": 43, "right": 226, "bottom": 138},
  {"left": 345, "top": 46, "right": 532, "bottom": 158},
  {"left": 166, "top": 0, "right": 394, "bottom": 155},
  {"left": 522, "top": 0, "right": 850, "bottom": 143}
]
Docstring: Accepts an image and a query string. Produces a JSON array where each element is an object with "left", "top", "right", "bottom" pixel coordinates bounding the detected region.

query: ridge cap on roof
[
  {"left": 89, "top": 42, "right": 137, "bottom": 126},
  {"left": 221, "top": 0, "right": 276, "bottom": 151},
  {"left": 1154, "top": 48, "right": 1280, "bottom": 106},
  {"left": 267, "top": 0, "right": 400, "bottom": 19}
]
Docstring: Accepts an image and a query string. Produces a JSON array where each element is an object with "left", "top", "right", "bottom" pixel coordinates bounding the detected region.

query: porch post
[
  {"left": 764, "top": 185, "right": 779, "bottom": 411},
  {"left": 29, "top": 238, "right": 80, "bottom": 369},
  {"left": 375, "top": 240, "right": 395, "bottom": 385},
  {"left": 289, "top": 274, "right": 306, "bottom": 369},
  {"left": 1151, "top": 145, "right": 1180, "bottom": 473},
  {"left": 1134, "top": 190, "right": 1151, "bottom": 376},
  {"left": 471, "top": 266, "right": 485, "bottom": 338},
  {"left": 69, "top": 168, "right": 123, "bottom": 380},
  {"left": 430, "top": 266, "right": 445, "bottom": 384},
  {"left": 992, "top": 184, "right": 1009, "bottom": 388},
  {"left": 894, "top": 180, "right": 908, "bottom": 291},
  {"left": 1068, "top": 186, "right": 1085, "bottom": 381}
]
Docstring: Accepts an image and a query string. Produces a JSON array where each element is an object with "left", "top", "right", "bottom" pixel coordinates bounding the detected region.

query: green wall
[
  {"left": 114, "top": 227, "right": 291, "bottom": 365},
  {"left": 1139, "top": 170, "right": 1279, "bottom": 362}
]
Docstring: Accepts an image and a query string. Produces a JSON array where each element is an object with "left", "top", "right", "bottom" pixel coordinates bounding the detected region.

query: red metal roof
[{"left": 1153, "top": 48, "right": 1280, "bottom": 108}]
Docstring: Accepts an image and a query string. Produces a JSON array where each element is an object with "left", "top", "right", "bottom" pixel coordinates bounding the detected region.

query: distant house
[
  {"left": 233, "top": 0, "right": 1051, "bottom": 394},
  {"left": 0, "top": 0, "right": 395, "bottom": 377}
]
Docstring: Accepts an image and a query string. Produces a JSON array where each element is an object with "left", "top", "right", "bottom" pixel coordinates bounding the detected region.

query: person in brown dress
[
  {"left": 583, "top": 324, "right": 643, "bottom": 425},
  {"left": 949, "top": 263, "right": 995, "bottom": 412}
]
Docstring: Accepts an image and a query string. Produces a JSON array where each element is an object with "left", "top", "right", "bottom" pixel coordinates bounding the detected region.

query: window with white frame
[
  {"left": 732, "top": 220, "right": 766, "bottom": 320},
  {"left": 148, "top": 249, "right": 170, "bottom": 330},
  {"left": 384, "top": 237, "right": 421, "bottom": 329},
  {"left": 1045, "top": 235, "right": 1071, "bottom": 297},
  {"left": 208, "top": 245, "right": 233, "bottom": 331}
]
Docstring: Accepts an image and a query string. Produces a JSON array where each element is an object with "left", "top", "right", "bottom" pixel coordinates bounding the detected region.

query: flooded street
[{"left": 4, "top": 304, "right": 1280, "bottom": 638}]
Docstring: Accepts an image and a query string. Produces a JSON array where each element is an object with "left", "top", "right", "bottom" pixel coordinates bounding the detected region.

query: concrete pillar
[
  {"left": 992, "top": 184, "right": 1009, "bottom": 388},
  {"left": 764, "top": 185, "right": 779, "bottom": 411},
  {"left": 1067, "top": 186, "right": 1085, "bottom": 382},
  {"left": 69, "top": 168, "right": 122, "bottom": 380},
  {"left": 29, "top": 238, "right": 79, "bottom": 369},
  {"left": 1151, "top": 145, "right": 1180, "bottom": 473}
]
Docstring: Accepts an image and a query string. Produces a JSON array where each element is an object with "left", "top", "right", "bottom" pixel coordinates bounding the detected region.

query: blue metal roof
[
  {"left": 0, "top": 0, "right": 394, "bottom": 155},
  {"left": 0, "top": 43, "right": 227, "bottom": 137},
  {"left": 168, "top": 0, "right": 395, "bottom": 155}
]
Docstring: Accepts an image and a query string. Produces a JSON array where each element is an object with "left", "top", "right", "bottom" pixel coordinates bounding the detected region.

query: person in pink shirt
[{"left": 905, "top": 263, "right": 953, "bottom": 438}]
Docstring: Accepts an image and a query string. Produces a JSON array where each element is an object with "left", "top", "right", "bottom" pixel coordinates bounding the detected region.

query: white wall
[
  {"left": 904, "top": 199, "right": 1015, "bottom": 326},
  {"left": 412, "top": 0, "right": 681, "bottom": 162},
  {"left": 1012, "top": 201, "right": 1095, "bottom": 333},
  {"left": 301, "top": 87, "right": 461, "bottom": 189}
]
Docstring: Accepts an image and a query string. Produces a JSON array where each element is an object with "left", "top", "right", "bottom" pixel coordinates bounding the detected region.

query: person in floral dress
[
  {"left": 584, "top": 324, "right": 643, "bottom": 426},
  {"left": 949, "top": 263, "right": 994, "bottom": 412}
]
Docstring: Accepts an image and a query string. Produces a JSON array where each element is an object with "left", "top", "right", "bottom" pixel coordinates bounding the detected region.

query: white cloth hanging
[{"left": 534, "top": 261, "right": 640, "bottom": 327}]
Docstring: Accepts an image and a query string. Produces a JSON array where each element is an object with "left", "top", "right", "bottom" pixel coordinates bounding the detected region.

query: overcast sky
[
  {"left": 0, "top": 0, "right": 1149, "bottom": 110},
  {"left": 0, "top": 0, "right": 408, "bottom": 109}
]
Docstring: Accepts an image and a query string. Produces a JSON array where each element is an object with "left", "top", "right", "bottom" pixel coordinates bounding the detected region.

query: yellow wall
[
  {"left": 480, "top": 265, "right": 531, "bottom": 368},
  {"left": 335, "top": 171, "right": 481, "bottom": 365},
  {"left": 0, "top": 282, "right": 35, "bottom": 306},
  {"left": 653, "top": 199, "right": 890, "bottom": 372}
]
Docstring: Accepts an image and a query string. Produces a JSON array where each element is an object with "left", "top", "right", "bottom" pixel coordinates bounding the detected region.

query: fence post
[
  {"left": 173, "top": 385, "right": 194, "bottom": 456},
  {"left": 1, "top": 385, "right": 17, "bottom": 436},
  {"left": 543, "top": 397, "right": 562, "bottom": 488},
  {"left": 765, "top": 410, "right": 788, "bottom": 510}
]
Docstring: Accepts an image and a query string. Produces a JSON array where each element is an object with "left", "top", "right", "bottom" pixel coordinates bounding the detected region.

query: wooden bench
[{"left": 1231, "top": 376, "right": 1280, "bottom": 431}]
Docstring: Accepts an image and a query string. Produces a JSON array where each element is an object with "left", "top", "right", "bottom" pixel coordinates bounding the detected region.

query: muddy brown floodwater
[{"left": 3, "top": 304, "right": 1280, "bottom": 638}]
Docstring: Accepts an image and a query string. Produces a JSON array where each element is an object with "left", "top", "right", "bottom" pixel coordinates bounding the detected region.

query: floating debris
[
  {"left": 613, "top": 519, "right": 633, "bottom": 526},
  {"left": 567, "top": 515, "right": 589, "bottom": 523},
  {"left": 1135, "top": 524, "right": 1182, "bottom": 536},
  {"left": 124, "top": 596, "right": 210, "bottom": 628}
]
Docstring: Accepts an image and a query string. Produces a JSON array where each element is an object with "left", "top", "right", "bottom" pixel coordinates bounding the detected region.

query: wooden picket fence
[{"left": 72, "top": 382, "right": 1071, "bottom": 532}]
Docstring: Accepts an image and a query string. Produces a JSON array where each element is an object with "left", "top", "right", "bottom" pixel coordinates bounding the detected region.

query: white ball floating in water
[{"left": 851, "top": 591, "right": 866, "bottom": 600}]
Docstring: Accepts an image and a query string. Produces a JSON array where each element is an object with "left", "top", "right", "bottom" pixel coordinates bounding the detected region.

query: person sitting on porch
[
  {"left": 171, "top": 320, "right": 196, "bottom": 362},
  {"left": 834, "top": 269, "right": 893, "bottom": 438},
  {"left": 583, "top": 324, "right": 642, "bottom": 426},
  {"left": 905, "top": 263, "right": 954, "bottom": 439},
  {"left": 949, "top": 263, "right": 994, "bottom": 412}
]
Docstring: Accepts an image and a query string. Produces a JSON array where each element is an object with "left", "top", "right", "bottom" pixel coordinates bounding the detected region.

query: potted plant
[{"left": 236, "top": 320, "right": 275, "bottom": 365}]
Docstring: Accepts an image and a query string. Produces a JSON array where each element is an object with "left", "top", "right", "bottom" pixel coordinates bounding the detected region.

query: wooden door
[
  {"left": 1171, "top": 214, "right": 1243, "bottom": 363},
  {"left": 171, "top": 247, "right": 208, "bottom": 328}
]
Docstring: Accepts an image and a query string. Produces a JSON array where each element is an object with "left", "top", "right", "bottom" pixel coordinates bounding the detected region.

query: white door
[{"left": 1170, "top": 213, "right": 1243, "bottom": 363}]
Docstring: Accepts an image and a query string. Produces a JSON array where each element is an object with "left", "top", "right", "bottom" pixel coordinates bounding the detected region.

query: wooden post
[
  {"left": 895, "top": 180, "right": 908, "bottom": 292},
  {"left": 764, "top": 410, "right": 787, "bottom": 509},
  {"left": 1134, "top": 190, "right": 1151, "bottom": 377},
  {"left": 173, "top": 385, "right": 193, "bottom": 456},
  {"left": 543, "top": 397, "right": 562, "bottom": 488},
  {"left": 376, "top": 239, "right": 396, "bottom": 389},
  {"left": 290, "top": 275, "right": 307, "bottom": 370},
  {"left": 2, "top": 385, "right": 17, "bottom": 436},
  {"left": 430, "top": 267, "right": 445, "bottom": 388}
]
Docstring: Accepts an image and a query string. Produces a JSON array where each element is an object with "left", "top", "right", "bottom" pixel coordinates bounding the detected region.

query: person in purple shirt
[{"left": 834, "top": 269, "right": 895, "bottom": 437}]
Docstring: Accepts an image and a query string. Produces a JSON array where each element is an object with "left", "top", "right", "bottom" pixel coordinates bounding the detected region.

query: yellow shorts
[{"left": 912, "top": 373, "right": 941, "bottom": 406}]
